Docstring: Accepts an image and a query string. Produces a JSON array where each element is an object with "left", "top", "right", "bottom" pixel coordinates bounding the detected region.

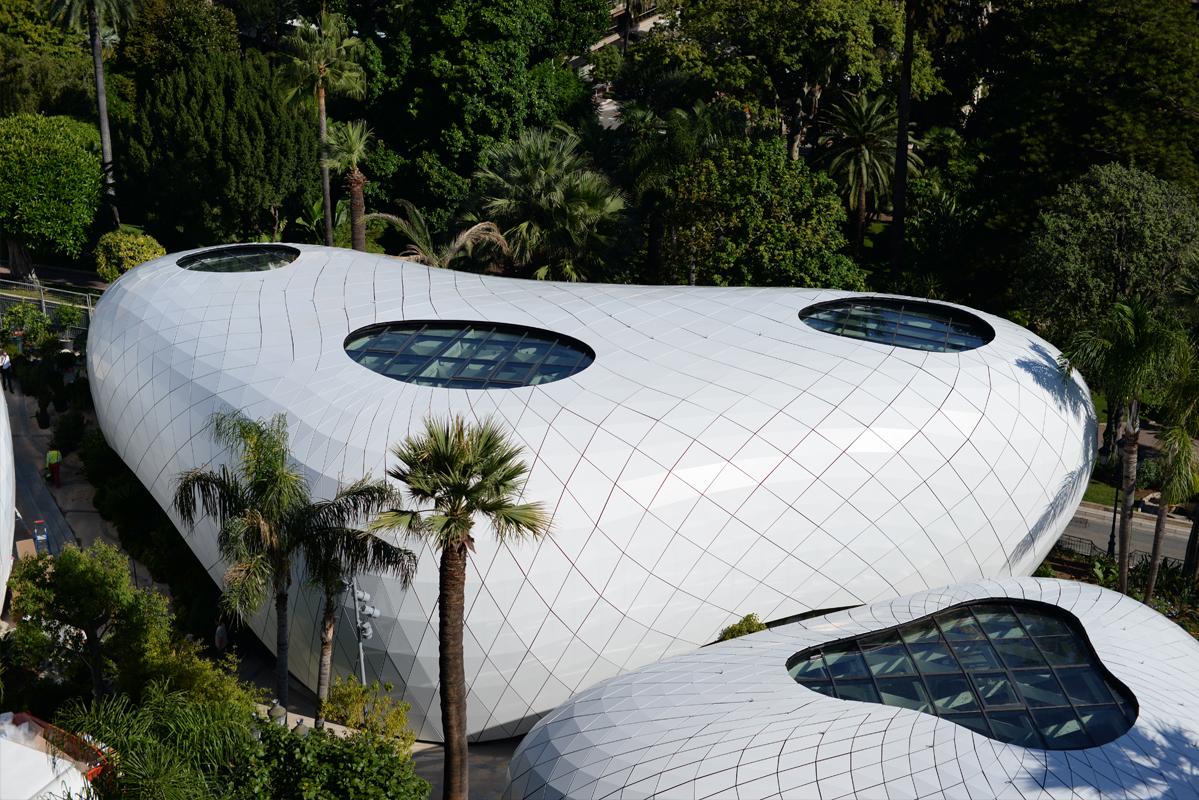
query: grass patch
[
  {"left": 1083, "top": 477, "right": 1118, "bottom": 507},
  {"left": 1092, "top": 391, "right": 1108, "bottom": 421}
]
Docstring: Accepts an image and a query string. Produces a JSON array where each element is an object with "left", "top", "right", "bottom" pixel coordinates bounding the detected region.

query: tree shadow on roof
[
  {"left": 1016, "top": 341, "right": 1093, "bottom": 420},
  {"left": 1016, "top": 720, "right": 1199, "bottom": 798}
]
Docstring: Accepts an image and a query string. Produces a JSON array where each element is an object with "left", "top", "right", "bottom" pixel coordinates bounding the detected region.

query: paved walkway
[{"left": 1068, "top": 501, "right": 1192, "bottom": 562}]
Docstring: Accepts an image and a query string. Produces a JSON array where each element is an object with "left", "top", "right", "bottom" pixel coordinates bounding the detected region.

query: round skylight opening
[
  {"left": 344, "top": 320, "right": 595, "bottom": 390},
  {"left": 177, "top": 244, "right": 300, "bottom": 273},
  {"left": 799, "top": 297, "right": 994, "bottom": 352},
  {"left": 787, "top": 600, "right": 1137, "bottom": 750}
]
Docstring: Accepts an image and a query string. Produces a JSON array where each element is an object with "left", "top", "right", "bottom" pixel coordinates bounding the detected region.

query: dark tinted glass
[
  {"left": 799, "top": 298, "right": 994, "bottom": 353},
  {"left": 177, "top": 245, "right": 299, "bottom": 272},
  {"left": 344, "top": 321, "right": 594, "bottom": 390},
  {"left": 785, "top": 600, "right": 1136, "bottom": 750}
]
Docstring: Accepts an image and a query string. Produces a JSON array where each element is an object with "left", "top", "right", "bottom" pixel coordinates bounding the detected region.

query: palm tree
[
  {"left": 819, "top": 94, "right": 920, "bottom": 254},
  {"left": 1143, "top": 354, "right": 1199, "bottom": 603},
  {"left": 174, "top": 412, "right": 308, "bottom": 707},
  {"left": 326, "top": 120, "right": 374, "bottom": 252},
  {"left": 1060, "top": 298, "right": 1189, "bottom": 594},
  {"left": 476, "top": 125, "right": 625, "bottom": 281},
  {"left": 371, "top": 416, "right": 551, "bottom": 800},
  {"left": 283, "top": 12, "right": 365, "bottom": 248},
  {"left": 366, "top": 202, "right": 509, "bottom": 270},
  {"left": 50, "top": 0, "right": 130, "bottom": 228},
  {"left": 301, "top": 478, "right": 418, "bottom": 727}
]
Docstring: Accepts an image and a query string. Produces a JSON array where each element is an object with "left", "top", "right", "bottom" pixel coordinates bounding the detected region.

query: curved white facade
[
  {"left": 506, "top": 578, "right": 1199, "bottom": 799},
  {"left": 1, "top": 390, "right": 14, "bottom": 602},
  {"left": 87, "top": 245, "right": 1095, "bottom": 741}
]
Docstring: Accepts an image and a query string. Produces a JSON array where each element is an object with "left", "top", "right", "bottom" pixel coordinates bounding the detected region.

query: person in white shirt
[{"left": 0, "top": 350, "right": 13, "bottom": 392}]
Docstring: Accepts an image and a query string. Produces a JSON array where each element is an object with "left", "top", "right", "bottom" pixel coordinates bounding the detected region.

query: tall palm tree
[
  {"left": 174, "top": 412, "right": 308, "bottom": 707},
  {"left": 50, "top": 0, "right": 130, "bottom": 228},
  {"left": 326, "top": 120, "right": 374, "bottom": 252},
  {"left": 371, "top": 416, "right": 551, "bottom": 800},
  {"left": 301, "top": 478, "right": 418, "bottom": 727},
  {"left": 819, "top": 94, "right": 919, "bottom": 254},
  {"left": 476, "top": 125, "right": 625, "bottom": 281},
  {"left": 1144, "top": 419, "right": 1197, "bottom": 604},
  {"left": 283, "top": 12, "right": 365, "bottom": 248},
  {"left": 366, "top": 202, "right": 509, "bottom": 270},
  {"left": 1061, "top": 298, "right": 1189, "bottom": 594}
]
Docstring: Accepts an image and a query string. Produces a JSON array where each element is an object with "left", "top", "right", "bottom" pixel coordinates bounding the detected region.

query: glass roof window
[
  {"left": 177, "top": 245, "right": 300, "bottom": 273},
  {"left": 344, "top": 321, "right": 595, "bottom": 390},
  {"left": 799, "top": 297, "right": 994, "bottom": 353},
  {"left": 786, "top": 601, "right": 1136, "bottom": 750}
]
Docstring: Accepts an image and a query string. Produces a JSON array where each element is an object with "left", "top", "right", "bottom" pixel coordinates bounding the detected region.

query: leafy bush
[
  {"left": 51, "top": 409, "right": 86, "bottom": 453},
  {"left": 1137, "top": 457, "right": 1164, "bottom": 490},
  {"left": 53, "top": 303, "right": 83, "bottom": 330},
  {"left": 230, "top": 723, "right": 429, "bottom": 800},
  {"left": 718, "top": 613, "right": 768, "bottom": 642},
  {"left": 1, "top": 302, "right": 53, "bottom": 350},
  {"left": 589, "top": 45, "right": 623, "bottom": 85},
  {"left": 94, "top": 229, "right": 167, "bottom": 282},
  {"left": 324, "top": 677, "right": 416, "bottom": 753}
]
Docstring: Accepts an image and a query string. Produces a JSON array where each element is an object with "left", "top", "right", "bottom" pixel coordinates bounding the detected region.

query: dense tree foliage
[
  {"left": 0, "top": 113, "right": 101, "bottom": 272},
  {"left": 121, "top": 0, "right": 239, "bottom": 75},
  {"left": 1026, "top": 164, "right": 1199, "bottom": 340},
  {"left": 94, "top": 228, "right": 166, "bottom": 281},
  {"left": 0, "top": 0, "right": 94, "bottom": 117},
  {"left": 119, "top": 48, "right": 316, "bottom": 246},
  {"left": 662, "top": 138, "right": 867, "bottom": 288}
]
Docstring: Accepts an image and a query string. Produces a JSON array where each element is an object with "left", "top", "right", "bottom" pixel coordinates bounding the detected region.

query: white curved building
[
  {"left": 506, "top": 578, "right": 1199, "bottom": 799},
  {"left": 87, "top": 244, "right": 1095, "bottom": 741},
  {"left": 1, "top": 385, "right": 15, "bottom": 602}
]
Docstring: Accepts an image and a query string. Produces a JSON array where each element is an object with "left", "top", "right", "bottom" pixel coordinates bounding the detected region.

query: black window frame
[
  {"left": 343, "top": 320, "right": 595, "bottom": 390},
  {"left": 786, "top": 599, "right": 1137, "bottom": 750}
]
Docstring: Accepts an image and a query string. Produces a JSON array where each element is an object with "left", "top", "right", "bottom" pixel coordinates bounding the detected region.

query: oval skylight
[
  {"left": 344, "top": 321, "right": 595, "bottom": 389},
  {"left": 177, "top": 245, "right": 300, "bottom": 273},
  {"left": 787, "top": 600, "right": 1136, "bottom": 750},
  {"left": 799, "top": 297, "right": 994, "bottom": 352}
]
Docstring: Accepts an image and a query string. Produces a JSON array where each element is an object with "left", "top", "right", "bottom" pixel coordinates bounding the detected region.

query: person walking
[
  {"left": 0, "top": 350, "right": 12, "bottom": 392},
  {"left": 45, "top": 447, "right": 62, "bottom": 487}
]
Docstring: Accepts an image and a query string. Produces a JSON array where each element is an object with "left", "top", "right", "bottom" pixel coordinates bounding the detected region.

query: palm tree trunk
[
  {"left": 1185, "top": 510, "right": 1199, "bottom": 582},
  {"left": 1145, "top": 497, "right": 1168, "bottom": 604},
  {"left": 349, "top": 170, "right": 366, "bottom": 252},
  {"left": 854, "top": 184, "right": 867, "bottom": 256},
  {"left": 315, "top": 592, "right": 338, "bottom": 728},
  {"left": 1118, "top": 420, "right": 1139, "bottom": 595},
  {"left": 890, "top": 0, "right": 915, "bottom": 277},
  {"left": 275, "top": 585, "right": 291, "bottom": 709},
  {"left": 440, "top": 544, "right": 469, "bottom": 800},
  {"left": 318, "top": 85, "right": 334, "bottom": 247},
  {"left": 87, "top": 0, "right": 118, "bottom": 229},
  {"left": 86, "top": 629, "right": 105, "bottom": 700}
]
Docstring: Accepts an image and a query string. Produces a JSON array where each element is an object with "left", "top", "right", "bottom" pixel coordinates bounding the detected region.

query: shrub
[
  {"left": 589, "top": 45, "right": 623, "bottom": 85},
  {"left": 1137, "top": 457, "right": 1164, "bottom": 490},
  {"left": 718, "top": 613, "right": 768, "bottom": 642},
  {"left": 51, "top": 409, "right": 86, "bottom": 454},
  {"left": 94, "top": 229, "right": 166, "bottom": 282},
  {"left": 1, "top": 302, "right": 53, "bottom": 350},
  {"left": 53, "top": 304, "right": 83, "bottom": 330},
  {"left": 324, "top": 677, "right": 416, "bottom": 753}
]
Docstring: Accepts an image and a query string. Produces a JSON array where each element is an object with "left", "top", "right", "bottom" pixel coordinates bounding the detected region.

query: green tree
[
  {"left": 968, "top": 0, "right": 1199, "bottom": 240},
  {"left": 326, "top": 120, "right": 374, "bottom": 252},
  {"left": 283, "top": 11, "right": 366, "bottom": 248},
  {"left": 650, "top": 0, "right": 937, "bottom": 156},
  {"left": 476, "top": 126, "right": 625, "bottom": 281},
  {"left": 8, "top": 541, "right": 163, "bottom": 700},
  {"left": 48, "top": 0, "right": 129, "bottom": 227},
  {"left": 818, "top": 94, "right": 919, "bottom": 254},
  {"left": 367, "top": 202, "right": 509, "bottom": 270},
  {"left": 358, "top": 0, "right": 603, "bottom": 219},
  {"left": 120, "top": 49, "right": 316, "bottom": 247},
  {"left": 1025, "top": 164, "right": 1199, "bottom": 341},
  {"left": 0, "top": 0, "right": 93, "bottom": 118},
  {"left": 120, "top": 0, "right": 238, "bottom": 75},
  {"left": 323, "top": 677, "right": 417, "bottom": 748},
  {"left": 0, "top": 114, "right": 101, "bottom": 279},
  {"left": 1060, "top": 299, "right": 1190, "bottom": 595},
  {"left": 173, "top": 412, "right": 310, "bottom": 708},
  {"left": 300, "top": 478, "right": 416, "bottom": 726},
  {"left": 94, "top": 229, "right": 166, "bottom": 282},
  {"left": 372, "top": 416, "right": 551, "bottom": 800},
  {"left": 717, "top": 613, "right": 768, "bottom": 641},
  {"left": 1144, "top": 399, "right": 1197, "bottom": 605},
  {"left": 663, "top": 137, "right": 867, "bottom": 288}
]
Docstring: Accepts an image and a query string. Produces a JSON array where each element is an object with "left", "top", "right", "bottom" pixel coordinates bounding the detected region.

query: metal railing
[{"left": 1054, "top": 532, "right": 1185, "bottom": 571}]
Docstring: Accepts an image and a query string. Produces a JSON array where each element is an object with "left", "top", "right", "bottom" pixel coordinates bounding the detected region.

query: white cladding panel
[
  {"left": 87, "top": 246, "right": 1096, "bottom": 741},
  {"left": 506, "top": 578, "right": 1199, "bottom": 799}
]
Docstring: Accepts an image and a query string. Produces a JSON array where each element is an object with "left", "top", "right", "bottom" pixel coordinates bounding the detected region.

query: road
[{"left": 1063, "top": 502, "right": 1192, "bottom": 562}]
